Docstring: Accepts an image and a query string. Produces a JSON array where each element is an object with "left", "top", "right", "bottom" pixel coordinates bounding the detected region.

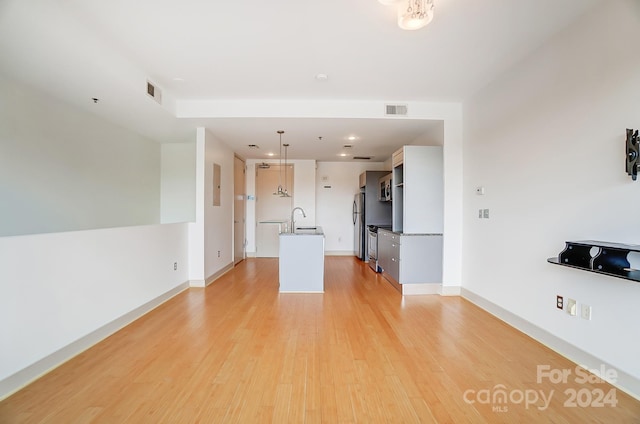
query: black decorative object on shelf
[
  {"left": 626, "top": 128, "right": 639, "bottom": 181},
  {"left": 548, "top": 240, "right": 640, "bottom": 283}
]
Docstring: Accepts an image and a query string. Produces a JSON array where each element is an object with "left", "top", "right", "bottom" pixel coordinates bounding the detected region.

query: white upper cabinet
[{"left": 392, "top": 146, "right": 443, "bottom": 234}]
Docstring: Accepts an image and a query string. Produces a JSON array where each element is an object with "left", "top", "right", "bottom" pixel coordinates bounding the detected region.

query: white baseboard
[
  {"left": 206, "top": 262, "right": 234, "bottom": 286},
  {"left": 325, "top": 250, "right": 355, "bottom": 256},
  {"left": 402, "top": 283, "right": 441, "bottom": 295},
  {"left": 189, "top": 262, "right": 234, "bottom": 288},
  {"left": 243, "top": 251, "right": 355, "bottom": 257},
  {"left": 0, "top": 282, "right": 189, "bottom": 401},
  {"left": 279, "top": 291, "right": 324, "bottom": 294},
  {"left": 440, "top": 285, "right": 461, "bottom": 296},
  {"left": 461, "top": 287, "right": 640, "bottom": 401}
]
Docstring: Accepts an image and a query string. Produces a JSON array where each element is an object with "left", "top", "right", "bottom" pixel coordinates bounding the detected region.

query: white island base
[{"left": 279, "top": 228, "right": 325, "bottom": 293}]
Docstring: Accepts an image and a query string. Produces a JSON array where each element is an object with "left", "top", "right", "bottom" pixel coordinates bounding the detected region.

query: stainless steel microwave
[{"left": 378, "top": 173, "right": 392, "bottom": 202}]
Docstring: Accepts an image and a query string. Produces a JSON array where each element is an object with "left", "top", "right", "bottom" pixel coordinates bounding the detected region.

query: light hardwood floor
[{"left": 1, "top": 257, "right": 639, "bottom": 423}]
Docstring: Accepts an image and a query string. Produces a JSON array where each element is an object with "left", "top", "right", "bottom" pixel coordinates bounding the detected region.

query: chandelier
[{"left": 379, "top": 0, "right": 435, "bottom": 31}]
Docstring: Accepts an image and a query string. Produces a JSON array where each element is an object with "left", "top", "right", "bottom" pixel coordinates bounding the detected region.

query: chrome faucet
[{"left": 291, "top": 207, "right": 306, "bottom": 232}]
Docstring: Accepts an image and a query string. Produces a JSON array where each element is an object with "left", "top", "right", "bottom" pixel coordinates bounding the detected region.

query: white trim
[
  {"left": 279, "top": 291, "right": 324, "bottom": 294},
  {"left": 461, "top": 288, "right": 640, "bottom": 401},
  {"left": 0, "top": 282, "right": 189, "bottom": 401},
  {"left": 206, "top": 262, "right": 234, "bottom": 286},
  {"left": 325, "top": 251, "right": 355, "bottom": 256},
  {"left": 190, "top": 262, "right": 234, "bottom": 288},
  {"left": 402, "top": 283, "right": 441, "bottom": 295},
  {"left": 440, "top": 285, "right": 461, "bottom": 296}
]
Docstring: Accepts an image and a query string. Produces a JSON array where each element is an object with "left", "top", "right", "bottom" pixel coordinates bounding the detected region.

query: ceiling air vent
[
  {"left": 353, "top": 156, "right": 372, "bottom": 160},
  {"left": 385, "top": 104, "right": 408, "bottom": 116},
  {"left": 146, "top": 80, "right": 162, "bottom": 104}
]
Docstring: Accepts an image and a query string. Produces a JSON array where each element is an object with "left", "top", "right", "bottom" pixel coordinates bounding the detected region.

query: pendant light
[
  {"left": 273, "top": 130, "right": 285, "bottom": 195},
  {"left": 282, "top": 143, "right": 291, "bottom": 197},
  {"left": 273, "top": 130, "right": 291, "bottom": 197}
]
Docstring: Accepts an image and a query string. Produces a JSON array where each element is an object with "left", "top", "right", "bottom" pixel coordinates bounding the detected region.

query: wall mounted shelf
[{"left": 548, "top": 240, "right": 640, "bottom": 283}]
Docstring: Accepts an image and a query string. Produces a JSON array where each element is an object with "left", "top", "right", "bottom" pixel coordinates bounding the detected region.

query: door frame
[{"left": 233, "top": 155, "right": 246, "bottom": 265}]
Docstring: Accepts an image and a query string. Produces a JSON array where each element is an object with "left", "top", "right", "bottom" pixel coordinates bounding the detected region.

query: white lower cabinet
[{"left": 378, "top": 229, "right": 443, "bottom": 293}]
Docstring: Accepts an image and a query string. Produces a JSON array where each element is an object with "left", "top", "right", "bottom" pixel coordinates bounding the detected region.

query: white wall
[
  {"left": 204, "top": 130, "right": 235, "bottom": 279},
  {"left": 316, "top": 161, "right": 385, "bottom": 253},
  {"left": 161, "top": 142, "right": 196, "bottom": 223},
  {"left": 0, "top": 71, "right": 194, "bottom": 400},
  {"left": 245, "top": 159, "right": 317, "bottom": 254},
  {"left": 188, "top": 128, "right": 235, "bottom": 285},
  {"left": 0, "top": 223, "right": 189, "bottom": 399},
  {"left": 0, "top": 73, "right": 161, "bottom": 236},
  {"left": 463, "top": 0, "right": 640, "bottom": 395}
]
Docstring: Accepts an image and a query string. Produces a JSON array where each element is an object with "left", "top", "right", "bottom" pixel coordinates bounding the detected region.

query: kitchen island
[{"left": 279, "top": 226, "right": 325, "bottom": 292}]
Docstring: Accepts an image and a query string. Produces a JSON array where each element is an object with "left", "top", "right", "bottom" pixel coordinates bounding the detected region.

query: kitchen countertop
[
  {"left": 379, "top": 229, "right": 443, "bottom": 236},
  {"left": 280, "top": 226, "right": 324, "bottom": 236}
]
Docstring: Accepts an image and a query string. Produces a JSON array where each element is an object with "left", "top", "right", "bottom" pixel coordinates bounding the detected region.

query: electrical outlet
[
  {"left": 556, "top": 295, "right": 564, "bottom": 310},
  {"left": 483, "top": 209, "right": 490, "bottom": 219},
  {"left": 478, "top": 209, "right": 483, "bottom": 219},
  {"left": 173, "top": 262, "right": 177, "bottom": 271},
  {"left": 581, "top": 304, "right": 592, "bottom": 320},
  {"left": 567, "top": 298, "right": 577, "bottom": 316},
  {"left": 217, "top": 250, "right": 221, "bottom": 258}
]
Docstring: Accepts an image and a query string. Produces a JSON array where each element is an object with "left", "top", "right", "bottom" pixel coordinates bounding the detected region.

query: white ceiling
[{"left": 0, "top": 0, "right": 602, "bottom": 161}]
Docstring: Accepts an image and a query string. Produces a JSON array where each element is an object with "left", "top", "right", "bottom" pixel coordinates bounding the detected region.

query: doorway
[
  {"left": 233, "top": 156, "right": 246, "bottom": 265},
  {"left": 255, "top": 164, "right": 294, "bottom": 257}
]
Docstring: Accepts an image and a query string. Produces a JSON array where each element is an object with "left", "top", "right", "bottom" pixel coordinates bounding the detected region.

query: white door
[
  {"left": 233, "top": 156, "right": 246, "bottom": 265},
  {"left": 255, "top": 164, "right": 294, "bottom": 257}
]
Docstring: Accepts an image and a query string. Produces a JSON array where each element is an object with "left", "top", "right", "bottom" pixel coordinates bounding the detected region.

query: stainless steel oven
[
  {"left": 367, "top": 225, "right": 378, "bottom": 271},
  {"left": 368, "top": 225, "right": 392, "bottom": 272}
]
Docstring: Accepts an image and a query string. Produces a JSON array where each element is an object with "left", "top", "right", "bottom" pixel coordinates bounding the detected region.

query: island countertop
[{"left": 280, "top": 226, "right": 324, "bottom": 236}]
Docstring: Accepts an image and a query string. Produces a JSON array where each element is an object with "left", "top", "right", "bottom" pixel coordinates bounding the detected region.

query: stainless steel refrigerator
[{"left": 353, "top": 171, "right": 392, "bottom": 261}]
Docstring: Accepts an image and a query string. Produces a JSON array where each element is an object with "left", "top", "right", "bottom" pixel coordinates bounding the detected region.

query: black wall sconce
[{"left": 626, "top": 128, "right": 639, "bottom": 181}]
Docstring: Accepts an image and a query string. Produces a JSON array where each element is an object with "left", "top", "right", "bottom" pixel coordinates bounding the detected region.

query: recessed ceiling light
[
  {"left": 338, "top": 153, "right": 349, "bottom": 157},
  {"left": 315, "top": 73, "right": 328, "bottom": 81},
  {"left": 267, "top": 152, "right": 275, "bottom": 156},
  {"left": 347, "top": 135, "right": 357, "bottom": 141}
]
